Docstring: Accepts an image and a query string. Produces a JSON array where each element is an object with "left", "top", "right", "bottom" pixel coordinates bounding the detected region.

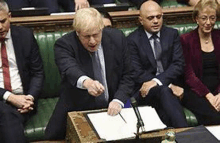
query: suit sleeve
[
  {"left": 27, "top": 30, "right": 44, "bottom": 100},
  {"left": 127, "top": 36, "right": 155, "bottom": 85},
  {"left": 0, "top": 88, "right": 7, "bottom": 100},
  {"left": 113, "top": 32, "right": 135, "bottom": 104},
  {"left": 54, "top": 36, "right": 85, "bottom": 88},
  {"left": 156, "top": 30, "right": 185, "bottom": 85},
  {"left": 181, "top": 35, "right": 210, "bottom": 97}
]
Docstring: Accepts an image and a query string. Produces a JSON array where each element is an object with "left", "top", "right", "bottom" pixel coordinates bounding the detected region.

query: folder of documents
[{"left": 87, "top": 106, "right": 167, "bottom": 141}]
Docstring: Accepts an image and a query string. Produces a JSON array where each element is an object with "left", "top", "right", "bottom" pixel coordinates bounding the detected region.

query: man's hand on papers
[
  {"left": 83, "top": 78, "right": 105, "bottom": 97},
  {"left": 107, "top": 101, "right": 122, "bottom": 116}
]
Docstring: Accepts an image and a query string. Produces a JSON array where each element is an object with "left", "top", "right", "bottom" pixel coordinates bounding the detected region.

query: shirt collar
[
  {"left": 145, "top": 30, "right": 160, "bottom": 39},
  {"left": 5, "top": 29, "right": 11, "bottom": 40}
]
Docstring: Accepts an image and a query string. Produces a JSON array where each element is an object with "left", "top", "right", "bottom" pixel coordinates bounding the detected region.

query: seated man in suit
[
  {"left": 45, "top": 7, "right": 134, "bottom": 139},
  {"left": 100, "top": 11, "right": 113, "bottom": 27},
  {"left": 0, "top": 1, "right": 44, "bottom": 143},
  {"left": 127, "top": 1, "right": 188, "bottom": 128}
]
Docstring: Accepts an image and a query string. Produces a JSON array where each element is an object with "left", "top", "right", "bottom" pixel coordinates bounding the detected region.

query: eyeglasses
[
  {"left": 198, "top": 16, "right": 216, "bottom": 23},
  {"left": 147, "top": 14, "right": 163, "bottom": 21}
]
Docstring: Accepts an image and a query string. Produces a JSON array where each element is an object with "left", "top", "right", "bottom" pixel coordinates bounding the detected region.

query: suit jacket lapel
[
  {"left": 75, "top": 33, "right": 94, "bottom": 78},
  {"left": 101, "top": 32, "right": 114, "bottom": 88},
  {"left": 139, "top": 27, "right": 157, "bottom": 69},
  {"left": 160, "top": 26, "right": 168, "bottom": 68},
  {"left": 10, "top": 26, "right": 24, "bottom": 81}
]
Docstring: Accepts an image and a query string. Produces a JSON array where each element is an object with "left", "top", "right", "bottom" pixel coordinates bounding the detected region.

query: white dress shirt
[
  {"left": 0, "top": 29, "right": 33, "bottom": 100},
  {"left": 145, "top": 31, "right": 163, "bottom": 86},
  {"left": 77, "top": 43, "right": 124, "bottom": 107}
]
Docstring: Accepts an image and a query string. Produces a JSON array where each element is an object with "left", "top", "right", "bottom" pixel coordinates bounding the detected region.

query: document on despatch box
[{"left": 87, "top": 106, "right": 167, "bottom": 141}]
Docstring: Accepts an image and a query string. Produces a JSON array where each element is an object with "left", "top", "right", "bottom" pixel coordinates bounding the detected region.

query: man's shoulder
[
  {"left": 127, "top": 26, "right": 143, "bottom": 40},
  {"left": 103, "top": 27, "right": 124, "bottom": 37},
  {"left": 161, "top": 26, "right": 179, "bottom": 34},
  {"left": 11, "top": 25, "right": 33, "bottom": 34},
  {"left": 56, "top": 31, "right": 76, "bottom": 43}
]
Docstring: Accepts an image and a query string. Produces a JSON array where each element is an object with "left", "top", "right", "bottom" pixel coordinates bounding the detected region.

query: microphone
[{"left": 130, "top": 97, "right": 145, "bottom": 132}]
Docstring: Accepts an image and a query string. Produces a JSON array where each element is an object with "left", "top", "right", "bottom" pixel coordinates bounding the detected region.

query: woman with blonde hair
[{"left": 180, "top": 0, "right": 220, "bottom": 125}]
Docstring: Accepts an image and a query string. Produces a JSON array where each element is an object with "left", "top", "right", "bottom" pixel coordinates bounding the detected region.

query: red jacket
[{"left": 180, "top": 28, "right": 220, "bottom": 97}]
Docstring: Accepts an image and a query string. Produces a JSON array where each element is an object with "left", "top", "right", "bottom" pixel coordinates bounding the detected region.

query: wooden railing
[{"left": 11, "top": 6, "right": 195, "bottom": 32}]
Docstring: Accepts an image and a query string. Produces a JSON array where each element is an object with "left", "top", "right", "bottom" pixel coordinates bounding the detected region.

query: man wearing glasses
[
  {"left": 127, "top": 1, "right": 188, "bottom": 128},
  {"left": 45, "top": 7, "right": 134, "bottom": 140}
]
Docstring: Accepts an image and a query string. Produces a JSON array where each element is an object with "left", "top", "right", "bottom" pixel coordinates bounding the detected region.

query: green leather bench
[
  {"left": 24, "top": 21, "right": 220, "bottom": 141},
  {"left": 24, "top": 31, "right": 66, "bottom": 141}
]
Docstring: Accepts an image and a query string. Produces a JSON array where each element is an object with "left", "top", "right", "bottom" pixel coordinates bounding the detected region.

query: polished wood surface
[
  {"left": 31, "top": 141, "right": 66, "bottom": 143},
  {"left": 10, "top": 6, "right": 195, "bottom": 32},
  {"left": 66, "top": 109, "right": 192, "bottom": 143}
]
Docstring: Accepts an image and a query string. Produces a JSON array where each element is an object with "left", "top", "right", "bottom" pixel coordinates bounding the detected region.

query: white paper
[
  {"left": 87, "top": 106, "right": 166, "bottom": 141},
  {"left": 103, "top": 3, "right": 117, "bottom": 7},
  {"left": 206, "top": 125, "right": 220, "bottom": 141},
  {"left": 50, "top": 12, "right": 75, "bottom": 16}
]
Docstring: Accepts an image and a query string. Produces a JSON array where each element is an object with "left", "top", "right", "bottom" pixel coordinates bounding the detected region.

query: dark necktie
[
  {"left": 152, "top": 34, "right": 164, "bottom": 75},
  {"left": 91, "top": 51, "right": 108, "bottom": 108},
  {"left": 1, "top": 39, "right": 12, "bottom": 91}
]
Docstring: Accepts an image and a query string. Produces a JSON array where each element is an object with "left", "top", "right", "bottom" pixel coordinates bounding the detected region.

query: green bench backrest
[
  {"left": 34, "top": 32, "right": 67, "bottom": 98},
  {"left": 35, "top": 21, "right": 220, "bottom": 99}
]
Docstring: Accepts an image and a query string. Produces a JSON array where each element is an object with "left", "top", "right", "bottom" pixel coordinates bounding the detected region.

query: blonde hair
[
  {"left": 73, "top": 8, "right": 104, "bottom": 32},
  {"left": 0, "top": 0, "right": 9, "bottom": 13},
  {"left": 192, "top": 0, "right": 220, "bottom": 21}
]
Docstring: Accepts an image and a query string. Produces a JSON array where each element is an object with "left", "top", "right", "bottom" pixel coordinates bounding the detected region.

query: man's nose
[
  {"left": 89, "top": 36, "right": 96, "bottom": 44},
  {"left": 153, "top": 17, "right": 158, "bottom": 23}
]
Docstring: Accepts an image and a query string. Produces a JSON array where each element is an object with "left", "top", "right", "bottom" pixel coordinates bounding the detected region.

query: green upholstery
[
  {"left": 161, "top": 0, "right": 187, "bottom": 8},
  {"left": 183, "top": 108, "right": 198, "bottom": 127},
  {"left": 24, "top": 21, "right": 220, "bottom": 141},
  {"left": 24, "top": 31, "right": 67, "bottom": 141},
  {"left": 24, "top": 98, "right": 59, "bottom": 141}
]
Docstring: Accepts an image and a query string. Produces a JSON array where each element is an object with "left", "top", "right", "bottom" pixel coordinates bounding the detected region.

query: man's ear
[
  {"left": 8, "top": 12, "right": 11, "bottom": 21},
  {"left": 139, "top": 16, "right": 143, "bottom": 25}
]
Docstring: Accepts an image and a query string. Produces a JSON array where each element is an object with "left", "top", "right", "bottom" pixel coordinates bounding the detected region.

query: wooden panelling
[{"left": 11, "top": 6, "right": 195, "bottom": 32}]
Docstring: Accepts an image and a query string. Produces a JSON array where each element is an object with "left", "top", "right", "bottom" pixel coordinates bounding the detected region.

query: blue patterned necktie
[
  {"left": 152, "top": 34, "right": 164, "bottom": 75},
  {"left": 91, "top": 51, "right": 108, "bottom": 108}
]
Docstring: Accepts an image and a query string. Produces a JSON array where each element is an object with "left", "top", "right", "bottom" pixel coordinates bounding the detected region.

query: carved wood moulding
[{"left": 11, "top": 6, "right": 195, "bottom": 32}]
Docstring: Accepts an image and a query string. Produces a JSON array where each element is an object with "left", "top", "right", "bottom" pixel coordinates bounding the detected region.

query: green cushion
[
  {"left": 183, "top": 108, "right": 198, "bottom": 126},
  {"left": 34, "top": 32, "right": 64, "bottom": 98},
  {"left": 120, "top": 27, "right": 137, "bottom": 37},
  {"left": 24, "top": 97, "right": 59, "bottom": 141},
  {"left": 161, "top": 0, "right": 187, "bottom": 8},
  {"left": 24, "top": 32, "right": 67, "bottom": 141}
]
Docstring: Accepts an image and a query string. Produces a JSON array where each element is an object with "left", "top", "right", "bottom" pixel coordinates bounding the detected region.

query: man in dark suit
[
  {"left": 0, "top": 1, "right": 44, "bottom": 143},
  {"left": 45, "top": 7, "right": 134, "bottom": 139},
  {"left": 127, "top": 1, "right": 188, "bottom": 128}
]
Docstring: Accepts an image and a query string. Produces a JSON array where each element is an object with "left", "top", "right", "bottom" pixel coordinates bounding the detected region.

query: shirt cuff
[
  {"left": 112, "top": 99, "right": 124, "bottom": 108},
  {"left": 77, "top": 76, "right": 90, "bottom": 89},
  {"left": 3, "top": 91, "right": 12, "bottom": 101},
  {"left": 168, "top": 84, "right": 172, "bottom": 88},
  {"left": 27, "top": 94, "right": 34, "bottom": 101},
  {"left": 152, "top": 78, "right": 163, "bottom": 86}
]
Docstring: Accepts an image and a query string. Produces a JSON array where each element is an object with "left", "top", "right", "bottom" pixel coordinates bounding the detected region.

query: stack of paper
[{"left": 87, "top": 106, "right": 166, "bottom": 141}]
